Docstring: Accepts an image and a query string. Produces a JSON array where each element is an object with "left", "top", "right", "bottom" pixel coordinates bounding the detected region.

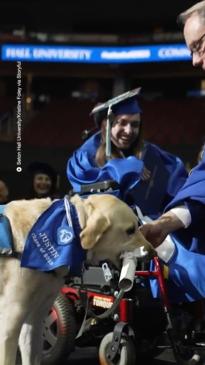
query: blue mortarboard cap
[
  {"left": 90, "top": 87, "right": 142, "bottom": 127},
  {"left": 112, "top": 96, "right": 141, "bottom": 115}
]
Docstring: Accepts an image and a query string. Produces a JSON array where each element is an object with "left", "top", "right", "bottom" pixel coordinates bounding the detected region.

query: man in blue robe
[
  {"left": 67, "top": 89, "right": 187, "bottom": 218},
  {"left": 140, "top": 0, "right": 205, "bottom": 303},
  {"left": 140, "top": 154, "right": 205, "bottom": 302}
]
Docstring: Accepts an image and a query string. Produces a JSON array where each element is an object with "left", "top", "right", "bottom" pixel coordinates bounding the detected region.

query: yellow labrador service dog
[{"left": 0, "top": 193, "right": 153, "bottom": 365}]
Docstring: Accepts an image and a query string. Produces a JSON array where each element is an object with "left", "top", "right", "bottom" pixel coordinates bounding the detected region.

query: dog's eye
[{"left": 126, "top": 226, "right": 135, "bottom": 235}]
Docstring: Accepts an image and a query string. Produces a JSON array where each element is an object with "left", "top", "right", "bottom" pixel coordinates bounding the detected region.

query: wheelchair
[{"left": 41, "top": 181, "right": 205, "bottom": 365}]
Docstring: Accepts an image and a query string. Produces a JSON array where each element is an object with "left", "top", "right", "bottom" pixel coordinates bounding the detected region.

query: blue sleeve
[
  {"left": 149, "top": 143, "right": 188, "bottom": 200},
  {"left": 67, "top": 141, "right": 144, "bottom": 193},
  {"left": 165, "top": 155, "right": 205, "bottom": 233},
  {"left": 183, "top": 200, "right": 205, "bottom": 228},
  {"left": 67, "top": 149, "right": 113, "bottom": 192},
  {"left": 166, "top": 155, "right": 205, "bottom": 209}
]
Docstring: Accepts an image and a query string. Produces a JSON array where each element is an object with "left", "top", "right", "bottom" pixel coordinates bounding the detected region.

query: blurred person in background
[
  {"left": 27, "top": 161, "right": 60, "bottom": 200},
  {"left": 0, "top": 178, "right": 10, "bottom": 203}
]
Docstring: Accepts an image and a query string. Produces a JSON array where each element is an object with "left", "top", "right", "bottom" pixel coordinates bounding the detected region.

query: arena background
[{"left": 0, "top": 0, "right": 204, "bottom": 199}]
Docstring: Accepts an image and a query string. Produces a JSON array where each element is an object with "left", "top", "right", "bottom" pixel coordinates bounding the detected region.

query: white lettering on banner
[
  {"left": 101, "top": 50, "right": 150, "bottom": 60},
  {"left": 6, "top": 47, "right": 31, "bottom": 59},
  {"left": 32, "top": 48, "right": 92, "bottom": 60},
  {"left": 2, "top": 44, "right": 191, "bottom": 63},
  {"left": 31, "top": 232, "right": 60, "bottom": 265},
  {"left": 39, "top": 232, "right": 59, "bottom": 259},
  {"left": 158, "top": 47, "right": 190, "bottom": 58}
]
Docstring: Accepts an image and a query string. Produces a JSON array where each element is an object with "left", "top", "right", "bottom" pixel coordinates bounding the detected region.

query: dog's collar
[{"left": 69, "top": 202, "right": 82, "bottom": 237}]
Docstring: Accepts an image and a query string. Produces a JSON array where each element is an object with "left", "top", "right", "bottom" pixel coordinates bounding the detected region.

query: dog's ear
[{"left": 80, "top": 202, "right": 111, "bottom": 249}]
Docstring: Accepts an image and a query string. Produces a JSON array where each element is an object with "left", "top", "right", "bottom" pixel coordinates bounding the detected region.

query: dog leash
[{"left": 64, "top": 196, "right": 74, "bottom": 229}]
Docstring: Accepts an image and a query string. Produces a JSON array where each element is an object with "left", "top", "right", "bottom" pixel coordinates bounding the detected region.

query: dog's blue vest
[
  {"left": 0, "top": 205, "right": 14, "bottom": 255},
  {"left": 21, "top": 198, "right": 86, "bottom": 276}
]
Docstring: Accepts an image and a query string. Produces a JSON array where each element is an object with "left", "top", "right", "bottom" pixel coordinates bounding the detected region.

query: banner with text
[{"left": 1, "top": 43, "right": 191, "bottom": 64}]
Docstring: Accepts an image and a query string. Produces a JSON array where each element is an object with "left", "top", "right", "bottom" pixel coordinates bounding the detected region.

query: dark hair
[
  {"left": 93, "top": 109, "right": 108, "bottom": 128},
  {"left": 95, "top": 119, "right": 144, "bottom": 166}
]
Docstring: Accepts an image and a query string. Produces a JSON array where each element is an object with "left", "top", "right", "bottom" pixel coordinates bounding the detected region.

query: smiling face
[
  {"left": 33, "top": 173, "right": 52, "bottom": 197},
  {"left": 184, "top": 12, "right": 205, "bottom": 70},
  {"left": 110, "top": 113, "right": 141, "bottom": 150}
]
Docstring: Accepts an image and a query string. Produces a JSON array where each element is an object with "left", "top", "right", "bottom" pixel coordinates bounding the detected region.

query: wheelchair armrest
[{"left": 80, "top": 180, "right": 120, "bottom": 194}]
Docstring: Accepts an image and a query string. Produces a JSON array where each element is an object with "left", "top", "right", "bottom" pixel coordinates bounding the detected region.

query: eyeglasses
[{"left": 190, "top": 32, "right": 205, "bottom": 57}]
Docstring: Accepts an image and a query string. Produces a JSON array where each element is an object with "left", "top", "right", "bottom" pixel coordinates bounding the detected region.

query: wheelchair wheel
[
  {"left": 42, "top": 293, "right": 77, "bottom": 365},
  {"left": 99, "top": 332, "right": 136, "bottom": 365}
]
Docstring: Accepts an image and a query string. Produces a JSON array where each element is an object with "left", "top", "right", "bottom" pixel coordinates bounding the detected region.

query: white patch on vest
[{"left": 58, "top": 228, "right": 73, "bottom": 245}]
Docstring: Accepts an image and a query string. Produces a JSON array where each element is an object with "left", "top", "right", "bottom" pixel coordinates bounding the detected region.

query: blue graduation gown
[
  {"left": 67, "top": 132, "right": 187, "bottom": 216},
  {"left": 152, "top": 155, "right": 205, "bottom": 302}
]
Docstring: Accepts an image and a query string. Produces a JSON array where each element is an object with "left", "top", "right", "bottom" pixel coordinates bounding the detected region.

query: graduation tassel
[{"left": 105, "top": 105, "right": 112, "bottom": 160}]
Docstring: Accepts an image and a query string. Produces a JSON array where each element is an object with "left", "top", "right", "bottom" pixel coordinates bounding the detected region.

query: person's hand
[
  {"left": 140, "top": 166, "right": 151, "bottom": 181},
  {"left": 139, "top": 221, "right": 169, "bottom": 248},
  {"left": 139, "top": 211, "right": 185, "bottom": 248}
]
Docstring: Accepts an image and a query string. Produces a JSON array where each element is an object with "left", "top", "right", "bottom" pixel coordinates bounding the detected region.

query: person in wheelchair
[
  {"left": 66, "top": 89, "right": 205, "bottom": 360},
  {"left": 67, "top": 87, "right": 187, "bottom": 218}
]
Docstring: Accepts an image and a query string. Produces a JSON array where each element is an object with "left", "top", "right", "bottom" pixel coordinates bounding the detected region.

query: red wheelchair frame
[{"left": 57, "top": 255, "right": 204, "bottom": 365}]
